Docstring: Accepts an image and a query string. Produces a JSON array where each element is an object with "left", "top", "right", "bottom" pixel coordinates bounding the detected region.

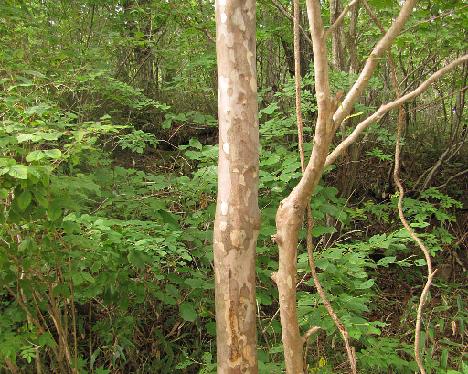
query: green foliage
[
  {"left": 117, "top": 130, "right": 158, "bottom": 154},
  {"left": 1, "top": 0, "right": 466, "bottom": 372}
]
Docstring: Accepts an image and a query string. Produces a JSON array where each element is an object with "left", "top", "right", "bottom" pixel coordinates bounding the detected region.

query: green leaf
[
  {"left": 188, "top": 138, "right": 202, "bottom": 150},
  {"left": 184, "top": 277, "right": 204, "bottom": 289},
  {"left": 41, "top": 132, "right": 61, "bottom": 141},
  {"left": 8, "top": 165, "right": 28, "bottom": 179},
  {"left": 81, "top": 272, "right": 95, "bottom": 284},
  {"left": 155, "top": 290, "right": 177, "bottom": 305},
  {"left": 312, "top": 225, "right": 336, "bottom": 237},
  {"left": 26, "top": 150, "right": 46, "bottom": 162},
  {"left": 179, "top": 302, "right": 197, "bottom": 322},
  {"left": 48, "top": 200, "right": 62, "bottom": 221},
  {"left": 260, "top": 102, "right": 279, "bottom": 116},
  {"left": 44, "top": 149, "right": 62, "bottom": 159},
  {"left": 377, "top": 256, "right": 396, "bottom": 267},
  {"left": 17, "top": 190, "right": 32, "bottom": 211},
  {"left": 127, "top": 251, "right": 148, "bottom": 269},
  {"left": 17, "top": 134, "right": 34, "bottom": 143},
  {"left": 440, "top": 348, "right": 448, "bottom": 369},
  {"left": 355, "top": 279, "right": 375, "bottom": 289}
]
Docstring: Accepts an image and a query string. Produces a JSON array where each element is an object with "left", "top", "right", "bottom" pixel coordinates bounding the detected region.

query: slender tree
[
  {"left": 213, "top": 0, "right": 260, "bottom": 372},
  {"left": 271, "top": 0, "right": 468, "bottom": 372}
]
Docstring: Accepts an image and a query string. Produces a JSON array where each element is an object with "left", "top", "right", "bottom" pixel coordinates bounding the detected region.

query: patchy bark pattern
[{"left": 213, "top": 1, "right": 260, "bottom": 372}]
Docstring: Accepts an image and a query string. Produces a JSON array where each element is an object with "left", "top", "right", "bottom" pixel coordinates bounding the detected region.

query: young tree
[
  {"left": 271, "top": 0, "right": 468, "bottom": 373},
  {"left": 213, "top": 0, "right": 260, "bottom": 372}
]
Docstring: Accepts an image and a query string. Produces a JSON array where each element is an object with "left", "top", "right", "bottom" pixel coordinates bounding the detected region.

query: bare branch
[
  {"left": 306, "top": 0, "right": 331, "bottom": 119},
  {"left": 271, "top": 0, "right": 314, "bottom": 47},
  {"left": 326, "top": 55, "right": 468, "bottom": 167},
  {"left": 325, "top": 0, "right": 358, "bottom": 38},
  {"left": 361, "top": 0, "right": 385, "bottom": 32},
  {"left": 305, "top": 205, "right": 357, "bottom": 374},
  {"left": 302, "top": 325, "right": 321, "bottom": 342},
  {"left": 333, "top": 0, "right": 418, "bottom": 128},
  {"left": 420, "top": 140, "right": 465, "bottom": 190},
  {"left": 393, "top": 96, "right": 436, "bottom": 374},
  {"left": 403, "top": 4, "right": 468, "bottom": 34},
  {"left": 291, "top": 0, "right": 335, "bottom": 202},
  {"left": 437, "top": 168, "right": 468, "bottom": 189},
  {"left": 294, "top": 0, "right": 306, "bottom": 171},
  {"left": 304, "top": 2, "right": 357, "bottom": 373}
]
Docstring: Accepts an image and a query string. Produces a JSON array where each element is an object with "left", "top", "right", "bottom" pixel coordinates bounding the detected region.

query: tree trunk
[
  {"left": 213, "top": 0, "right": 260, "bottom": 372},
  {"left": 329, "top": 0, "right": 345, "bottom": 70}
]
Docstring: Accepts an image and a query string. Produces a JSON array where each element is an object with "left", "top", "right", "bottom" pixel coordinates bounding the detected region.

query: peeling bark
[{"left": 213, "top": 1, "right": 260, "bottom": 372}]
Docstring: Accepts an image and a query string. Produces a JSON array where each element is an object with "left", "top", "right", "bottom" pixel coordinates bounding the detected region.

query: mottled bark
[{"left": 213, "top": 0, "right": 260, "bottom": 372}]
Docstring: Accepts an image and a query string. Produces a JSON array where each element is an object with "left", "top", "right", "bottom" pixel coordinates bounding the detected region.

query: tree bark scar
[
  {"left": 228, "top": 269, "right": 241, "bottom": 364},
  {"left": 229, "top": 303, "right": 241, "bottom": 362}
]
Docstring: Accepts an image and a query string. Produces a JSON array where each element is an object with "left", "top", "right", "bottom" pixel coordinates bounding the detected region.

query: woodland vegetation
[{"left": 0, "top": 0, "right": 467, "bottom": 373}]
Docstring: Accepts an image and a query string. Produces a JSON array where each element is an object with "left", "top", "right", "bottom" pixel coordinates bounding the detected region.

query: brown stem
[
  {"left": 295, "top": 2, "right": 356, "bottom": 371},
  {"left": 306, "top": 206, "right": 357, "bottom": 373},
  {"left": 325, "top": 0, "right": 358, "bottom": 38},
  {"left": 394, "top": 101, "right": 436, "bottom": 374},
  {"left": 271, "top": 0, "right": 314, "bottom": 47}
]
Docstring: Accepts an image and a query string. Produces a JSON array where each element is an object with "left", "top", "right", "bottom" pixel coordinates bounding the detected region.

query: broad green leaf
[
  {"left": 17, "top": 190, "right": 32, "bottom": 210},
  {"left": 48, "top": 200, "right": 62, "bottom": 221},
  {"left": 377, "top": 256, "right": 396, "bottom": 267},
  {"left": 189, "top": 138, "right": 202, "bottom": 150},
  {"left": 26, "top": 150, "right": 46, "bottom": 162},
  {"left": 184, "top": 277, "right": 204, "bottom": 289},
  {"left": 8, "top": 165, "right": 28, "bottom": 179},
  {"left": 128, "top": 251, "right": 147, "bottom": 268},
  {"left": 44, "top": 149, "right": 62, "bottom": 159},
  {"left": 17, "top": 134, "right": 34, "bottom": 143},
  {"left": 0, "top": 157, "right": 16, "bottom": 167},
  {"left": 179, "top": 302, "right": 197, "bottom": 322},
  {"left": 355, "top": 279, "right": 375, "bottom": 289}
]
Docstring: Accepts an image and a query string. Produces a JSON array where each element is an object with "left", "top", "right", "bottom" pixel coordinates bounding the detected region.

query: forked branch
[
  {"left": 325, "top": 0, "right": 358, "bottom": 38},
  {"left": 326, "top": 55, "right": 468, "bottom": 167},
  {"left": 294, "top": 1, "right": 356, "bottom": 372},
  {"left": 333, "top": 0, "right": 418, "bottom": 128}
]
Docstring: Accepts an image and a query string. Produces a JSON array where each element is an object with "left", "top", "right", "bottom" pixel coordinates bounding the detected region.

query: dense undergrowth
[{"left": 1, "top": 1, "right": 467, "bottom": 373}]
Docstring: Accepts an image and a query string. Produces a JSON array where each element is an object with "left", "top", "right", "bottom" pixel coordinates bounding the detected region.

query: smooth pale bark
[
  {"left": 213, "top": 0, "right": 260, "bottom": 372},
  {"left": 273, "top": 1, "right": 420, "bottom": 372},
  {"left": 272, "top": 1, "right": 336, "bottom": 372}
]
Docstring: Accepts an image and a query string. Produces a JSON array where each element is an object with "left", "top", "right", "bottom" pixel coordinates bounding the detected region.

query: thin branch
[
  {"left": 271, "top": 0, "right": 314, "bottom": 47},
  {"left": 437, "top": 168, "right": 468, "bottom": 189},
  {"left": 302, "top": 325, "right": 321, "bottom": 342},
  {"left": 393, "top": 83, "right": 436, "bottom": 374},
  {"left": 302, "top": 1, "right": 357, "bottom": 372},
  {"left": 294, "top": 2, "right": 354, "bottom": 371},
  {"left": 305, "top": 212, "right": 357, "bottom": 373},
  {"left": 294, "top": 0, "right": 306, "bottom": 171},
  {"left": 326, "top": 55, "right": 468, "bottom": 167},
  {"left": 361, "top": 0, "right": 385, "bottom": 32},
  {"left": 333, "top": 0, "right": 418, "bottom": 128},
  {"left": 403, "top": 5, "right": 468, "bottom": 33},
  {"left": 325, "top": 0, "right": 358, "bottom": 38},
  {"left": 421, "top": 140, "right": 466, "bottom": 190},
  {"left": 373, "top": 11, "right": 436, "bottom": 371}
]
